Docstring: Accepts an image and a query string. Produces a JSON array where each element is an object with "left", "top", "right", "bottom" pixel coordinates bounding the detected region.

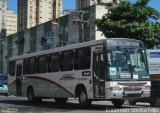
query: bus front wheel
[
  {"left": 128, "top": 99, "right": 136, "bottom": 105},
  {"left": 78, "top": 89, "right": 91, "bottom": 106},
  {"left": 112, "top": 99, "right": 125, "bottom": 107}
]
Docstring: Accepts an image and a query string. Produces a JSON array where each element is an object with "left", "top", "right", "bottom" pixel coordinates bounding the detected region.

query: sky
[
  {"left": 7, "top": 0, "right": 76, "bottom": 13},
  {"left": 7, "top": 0, "right": 160, "bottom": 14}
]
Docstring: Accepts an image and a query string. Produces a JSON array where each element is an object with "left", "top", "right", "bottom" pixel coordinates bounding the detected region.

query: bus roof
[
  {"left": 9, "top": 39, "right": 105, "bottom": 61},
  {"left": 9, "top": 38, "right": 143, "bottom": 61}
]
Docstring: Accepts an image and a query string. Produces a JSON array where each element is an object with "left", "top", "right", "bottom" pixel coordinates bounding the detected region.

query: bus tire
[
  {"left": 78, "top": 89, "right": 91, "bottom": 106},
  {"left": 55, "top": 98, "right": 68, "bottom": 104},
  {"left": 27, "top": 87, "right": 36, "bottom": 104},
  {"left": 112, "top": 99, "right": 125, "bottom": 107},
  {"left": 128, "top": 99, "right": 136, "bottom": 105}
]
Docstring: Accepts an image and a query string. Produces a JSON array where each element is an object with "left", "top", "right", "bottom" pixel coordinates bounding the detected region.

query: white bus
[{"left": 8, "top": 38, "right": 150, "bottom": 107}]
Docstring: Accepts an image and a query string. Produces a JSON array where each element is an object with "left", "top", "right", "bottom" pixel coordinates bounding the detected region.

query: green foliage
[{"left": 95, "top": 0, "right": 160, "bottom": 48}]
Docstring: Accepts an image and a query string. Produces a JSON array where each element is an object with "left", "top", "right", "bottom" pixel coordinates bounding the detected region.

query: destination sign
[{"left": 107, "top": 39, "right": 142, "bottom": 47}]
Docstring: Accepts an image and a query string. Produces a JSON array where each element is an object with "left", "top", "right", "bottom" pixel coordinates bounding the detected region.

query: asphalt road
[{"left": 0, "top": 96, "right": 159, "bottom": 113}]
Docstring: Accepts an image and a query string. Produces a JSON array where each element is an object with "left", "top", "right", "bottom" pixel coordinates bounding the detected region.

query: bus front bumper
[{"left": 106, "top": 90, "right": 150, "bottom": 99}]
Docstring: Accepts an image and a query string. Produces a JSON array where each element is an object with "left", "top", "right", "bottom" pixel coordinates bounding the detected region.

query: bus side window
[
  {"left": 60, "top": 50, "right": 74, "bottom": 71},
  {"left": 74, "top": 47, "right": 91, "bottom": 70},
  {"left": 48, "top": 53, "right": 60, "bottom": 72},
  {"left": 27, "top": 57, "right": 37, "bottom": 74},
  {"left": 37, "top": 55, "right": 48, "bottom": 73}
]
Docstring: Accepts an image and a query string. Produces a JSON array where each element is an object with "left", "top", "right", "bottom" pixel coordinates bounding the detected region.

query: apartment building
[
  {"left": 17, "top": 0, "right": 62, "bottom": 32},
  {"left": 5, "top": 9, "right": 17, "bottom": 36},
  {"left": 76, "top": 0, "right": 119, "bottom": 9},
  {"left": 0, "top": 0, "right": 7, "bottom": 39},
  {"left": 0, "top": 5, "right": 17, "bottom": 75}
]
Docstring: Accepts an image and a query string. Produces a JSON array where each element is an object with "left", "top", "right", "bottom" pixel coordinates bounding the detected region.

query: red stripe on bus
[
  {"left": 8, "top": 80, "right": 16, "bottom": 86},
  {"left": 8, "top": 76, "right": 74, "bottom": 97},
  {"left": 27, "top": 76, "right": 74, "bottom": 97}
]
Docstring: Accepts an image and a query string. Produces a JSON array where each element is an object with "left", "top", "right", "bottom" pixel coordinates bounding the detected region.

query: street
[{"left": 0, "top": 96, "right": 159, "bottom": 113}]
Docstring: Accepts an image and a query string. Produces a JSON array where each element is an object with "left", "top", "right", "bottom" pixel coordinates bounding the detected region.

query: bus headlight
[
  {"left": 109, "top": 86, "right": 122, "bottom": 91},
  {"left": 143, "top": 85, "right": 150, "bottom": 90}
]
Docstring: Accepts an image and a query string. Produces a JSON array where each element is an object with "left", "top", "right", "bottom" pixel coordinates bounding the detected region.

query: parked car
[{"left": 0, "top": 84, "right": 8, "bottom": 96}]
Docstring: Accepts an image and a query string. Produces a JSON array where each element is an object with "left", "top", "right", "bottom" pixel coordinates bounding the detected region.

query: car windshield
[{"left": 107, "top": 47, "right": 149, "bottom": 81}]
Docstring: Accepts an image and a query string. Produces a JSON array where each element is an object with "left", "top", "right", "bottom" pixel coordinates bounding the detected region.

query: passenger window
[
  {"left": 37, "top": 55, "right": 48, "bottom": 73},
  {"left": 48, "top": 53, "right": 60, "bottom": 72},
  {"left": 61, "top": 51, "right": 74, "bottom": 71},
  {"left": 27, "top": 57, "right": 36, "bottom": 74},
  {"left": 74, "top": 47, "right": 91, "bottom": 70}
]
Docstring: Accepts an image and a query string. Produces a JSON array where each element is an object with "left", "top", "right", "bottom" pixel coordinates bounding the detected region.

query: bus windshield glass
[{"left": 107, "top": 47, "right": 149, "bottom": 81}]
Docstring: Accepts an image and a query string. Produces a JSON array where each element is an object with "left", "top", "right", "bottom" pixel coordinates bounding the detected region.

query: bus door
[
  {"left": 16, "top": 63, "right": 23, "bottom": 96},
  {"left": 93, "top": 51, "right": 105, "bottom": 98}
]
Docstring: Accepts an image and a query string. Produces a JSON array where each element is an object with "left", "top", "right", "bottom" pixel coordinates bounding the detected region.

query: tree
[{"left": 94, "top": 0, "right": 160, "bottom": 48}]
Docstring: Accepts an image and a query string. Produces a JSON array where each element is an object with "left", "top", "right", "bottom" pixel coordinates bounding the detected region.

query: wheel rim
[{"left": 79, "top": 92, "right": 87, "bottom": 103}]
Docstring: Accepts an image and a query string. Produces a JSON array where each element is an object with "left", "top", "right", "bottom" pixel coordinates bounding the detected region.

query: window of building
[
  {"left": 74, "top": 47, "right": 91, "bottom": 70},
  {"left": 61, "top": 51, "right": 74, "bottom": 71},
  {"left": 48, "top": 53, "right": 60, "bottom": 72},
  {"left": 37, "top": 55, "right": 48, "bottom": 73}
]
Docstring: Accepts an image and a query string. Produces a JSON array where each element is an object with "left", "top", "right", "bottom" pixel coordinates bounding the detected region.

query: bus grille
[{"left": 123, "top": 87, "right": 142, "bottom": 92}]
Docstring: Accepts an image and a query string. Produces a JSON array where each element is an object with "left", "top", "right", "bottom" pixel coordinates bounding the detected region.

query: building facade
[
  {"left": 0, "top": 0, "right": 7, "bottom": 74},
  {"left": 76, "top": 0, "right": 119, "bottom": 9},
  {"left": 0, "top": 0, "right": 7, "bottom": 39},
  {"left": 5, "top": 9, "right": 17, "bottom": 36},
  {"left": 1, "top": 5, "right": 107, "bottom": 75},
  {"left": 17, "top": 0, "right": 62, "bottom": 32}
]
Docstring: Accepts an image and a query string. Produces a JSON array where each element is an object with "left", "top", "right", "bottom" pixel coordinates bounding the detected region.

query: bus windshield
[{"left": 107, "top": 47, "right": 149, "bottom": 81}]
